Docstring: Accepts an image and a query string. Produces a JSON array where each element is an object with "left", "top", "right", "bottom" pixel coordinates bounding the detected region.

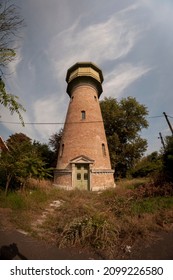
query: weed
[
  {"left": 116, "top": 178, "right": 148, "bottom": 190},
  {"left": 0, "top": 191, "right": 26, "bottom": 210},
  {"left": 58, "top": 214, "right": 120, "bottom": 258},
  {"left": 131, "top": 197, "right": 173, "bottom": 215}
]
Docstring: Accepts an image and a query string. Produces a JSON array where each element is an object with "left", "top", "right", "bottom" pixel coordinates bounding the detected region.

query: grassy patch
[
  {"left": 116, "top": 178, "right": 148, "bottom": 189},
  {"left": 0, "top": 191, "right": 26, "bottom": 210},
  {"left": 131, "top": 196, "right": 173, "bottom": 215}
]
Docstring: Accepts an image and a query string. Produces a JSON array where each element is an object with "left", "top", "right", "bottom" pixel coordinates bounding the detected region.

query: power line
[
  {"left": 148, "top": 115, "right": 163, "bottom": 118},
  {"left": 0, "top": 114, "right": 172, "bottom": 126},
  {"left": 0, "top": 120, "right": 104, "bottom": 125},
  {"left": 0, "top": 121, "right": 64, "bottom": 125}
]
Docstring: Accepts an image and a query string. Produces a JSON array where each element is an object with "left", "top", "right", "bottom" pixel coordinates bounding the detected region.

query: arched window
[
  {"left": 102, "top": 143, "right": 106, "bottom": 156},
  {"left": 60, "top": 144, "right": 64, "bottom": 157},
  {"left": 81, "top": 110, "right": 86, "bottom": 120}
]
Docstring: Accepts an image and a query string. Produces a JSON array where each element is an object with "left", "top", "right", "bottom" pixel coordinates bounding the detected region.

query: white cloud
[
  {"left": 0, "top": 107, "right": 38, "bottom": 140},
  {"left": 103, "top": 63, "right": 152, "bottom": 97},
  {"left": 33, "top": 94, "right": 66, "bottom": 141},
  {"left": 49, "top": 4, "right": 142, "bottom": 81},
  {"left": 2, "top": 0, "right": 157, "bottom": 150}
]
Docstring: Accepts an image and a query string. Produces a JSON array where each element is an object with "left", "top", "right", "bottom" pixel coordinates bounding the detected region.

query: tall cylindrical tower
[{"left": 54, "top": 62, "right": 115, "bottom": 191}]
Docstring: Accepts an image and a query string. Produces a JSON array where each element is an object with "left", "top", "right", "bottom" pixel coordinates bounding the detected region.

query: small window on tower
[
  {"left": 102, "top": 143, "right": 106, "bottom": 156},
  {"left": 60, "top": 144, "right": 64, "bottom": 157},
  {"left": 81, "top": 110, "right": 86, "bottom": 120}
]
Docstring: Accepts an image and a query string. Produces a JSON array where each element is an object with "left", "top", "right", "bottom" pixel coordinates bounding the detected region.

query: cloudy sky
[{"left": 1, "top": 0, "right": 173, "bottom": 154}]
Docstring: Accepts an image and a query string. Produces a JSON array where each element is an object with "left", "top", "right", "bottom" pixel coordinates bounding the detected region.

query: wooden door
[{"left": 75, "top": 164, "right": 89, "bottom": 190}]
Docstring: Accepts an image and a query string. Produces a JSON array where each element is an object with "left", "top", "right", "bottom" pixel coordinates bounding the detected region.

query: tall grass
[
  {"left": 0, "top": 191, "right": 26, "bottom": 210},
  {"left": 116, "top": 177, "right": 149, "bottom": 189},
  {"left": 131, "top": 196, "right": 173, "bottom": 214}
]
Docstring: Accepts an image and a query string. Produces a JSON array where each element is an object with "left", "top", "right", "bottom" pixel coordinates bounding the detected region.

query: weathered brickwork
[
  {"left": 54, "top": 170, "right": 72, "bottom": 190},
  {"left": 54, "top": 62, "right": 115, "bottom": 191},
  {"left": 91, "top": 172, "right": 115, "bottom": 191}
]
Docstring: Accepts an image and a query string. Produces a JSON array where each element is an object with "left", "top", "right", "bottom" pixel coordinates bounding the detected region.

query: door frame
[{"left": 70, "top": 155, "right": 94, "bottom": 191}]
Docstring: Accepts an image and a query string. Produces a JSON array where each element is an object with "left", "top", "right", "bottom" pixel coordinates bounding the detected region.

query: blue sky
[{"left": 1, "top": 0, "right": 173, "bottom": 154}]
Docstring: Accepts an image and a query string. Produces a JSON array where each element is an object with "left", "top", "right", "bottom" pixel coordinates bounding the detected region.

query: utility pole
[
  {"left": 158, "top": 132, "right": 165, "bottom": 150},
  {"left": 163, "top": 112, "right": 173, "bottom": 136}
]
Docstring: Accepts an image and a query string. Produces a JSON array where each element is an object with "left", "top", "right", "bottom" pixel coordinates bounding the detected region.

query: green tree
[
  {"left": 0, "top": 133, "right": 52, "bottom": 195},
  {"left": 0, "top": 77, "right": 25, "bottom": 124},
  {"left": 0, "top": 1, "right": 24, "bottom": 73},
  {"left": 49, "top": 129, "right": 63, "bottom": 167},
  {"left": 33, "top": 140, "right": 54, "bottom": 168},
  {"left": 6, "top": 132, "right": 31, "bottom": 146},
  {"left": 100, "top": 97, "right": 148, "bottom": 178},
  {"left": 130, "top": 151, "right": 163, "bottom": 178},
  {"left": 0, "top": 1, "right": 25, "bottom": 123},
  {"left": 0, "top": 137, "right": 31, "bottom": 195}
]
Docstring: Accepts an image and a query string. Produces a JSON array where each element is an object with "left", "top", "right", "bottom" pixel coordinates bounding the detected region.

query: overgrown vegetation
[
  {"left": 0, "top": 133, "right": 54, "bottom": 195},
  {"left": 1, "top": 178, "right": 173, "bottom": 259},
  {"left": 130, "top": 152, "right": 162, "bottom": 178}
]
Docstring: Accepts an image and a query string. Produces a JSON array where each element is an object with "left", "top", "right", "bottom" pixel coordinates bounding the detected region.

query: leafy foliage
[
  {"left": 0, "top": 0, "right": 24, "bottom": 73},
  {"left": 130, "top": 152, "right": 163, "bottom": 178},
  {"left": 33, "top": 141, "right": 54, "bottom": 168},
  {"left": 0, "top": 1, "right": 25, "bottom": 123},
  {"left": 0, "top": 77, "right": 25, "bottom": 124},
  {"left": 48, "top": 129, "right": 63, "bottom": 167},
  {"left": 0, "top": 133, "right": 53, "bottom": 195},
  {"left": 100, "top": 97, "right": 148, "bottom": 178}
]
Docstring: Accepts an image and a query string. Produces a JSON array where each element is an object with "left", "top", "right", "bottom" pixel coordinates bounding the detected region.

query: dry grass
[
  {"left": 116, "top": 177, "right": 149, "bottom": 189},
  {"left": 37, "top": 186, "right": 173, "bottom": 259},
  {"left": 1, "top": 179, "right": 173, "bottom": 259},
  {"left": 26, "top": 178, "right": 53, "bottom": 192}
]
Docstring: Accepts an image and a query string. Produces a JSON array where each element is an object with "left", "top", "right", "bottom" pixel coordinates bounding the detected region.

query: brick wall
[
  {"left": 54, "top": 63, "right": 115, "bottom": 190},
  {"left": 57, "top": 83, "right": 111, "bottom": 170}
]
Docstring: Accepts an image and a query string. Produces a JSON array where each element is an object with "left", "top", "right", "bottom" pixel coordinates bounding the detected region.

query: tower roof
[{"left": 66, "top": 62, "right": 104, "bottom": 97}]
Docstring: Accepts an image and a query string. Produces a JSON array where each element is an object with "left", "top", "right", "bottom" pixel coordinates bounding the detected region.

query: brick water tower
[{"left": 54, "top": 62, "right": 115, "bottom": 191}]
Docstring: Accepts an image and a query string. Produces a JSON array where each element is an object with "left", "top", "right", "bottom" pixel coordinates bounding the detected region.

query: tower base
[{"left": 54, "top": 168, "right": 115, "bottom": 191}]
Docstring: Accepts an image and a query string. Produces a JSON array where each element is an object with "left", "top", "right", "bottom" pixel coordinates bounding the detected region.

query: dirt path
[{"left": 30, "top": 199, "right": 63, "bottom": 240}]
